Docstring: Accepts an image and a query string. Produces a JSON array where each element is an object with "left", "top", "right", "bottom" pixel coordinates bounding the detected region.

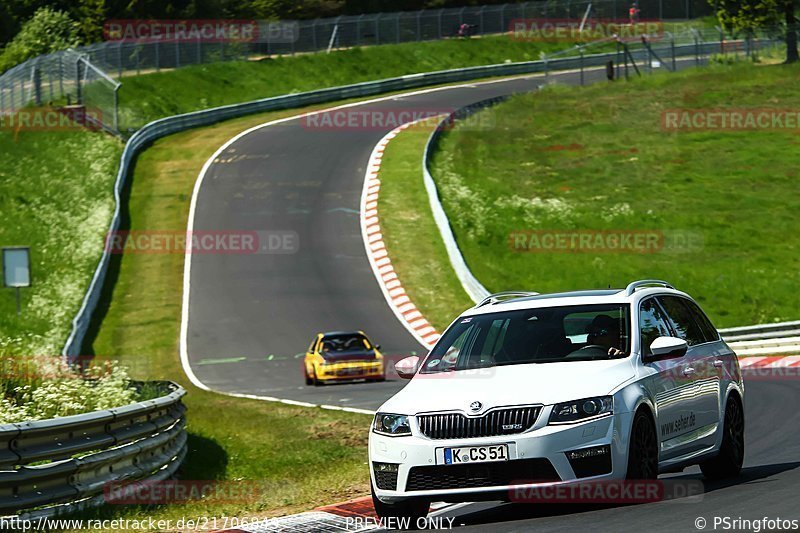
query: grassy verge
[
  {"left": 425, "top": 62, "right": 799, "bottom": 328},
  {"left": 83, "top": 105, "right": 389, "bottom": 527},
  {"left": 377, "top": 122, "right": 475, "bottom": 332},
  {"left": 0, "top": 128, "right": 122, "bottom": 357},
  {"left": 117, "top": 35, "right": 582, "bottom": 129},
  {"left": 115, "top": 23, "right": 708, "bottom": 130}
]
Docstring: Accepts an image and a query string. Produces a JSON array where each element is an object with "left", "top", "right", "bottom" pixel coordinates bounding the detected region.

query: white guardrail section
[
  {"left": 0, "top": 382, "right": 186, "bottom": 520},
  {"left": 719, "top": 321, "right": 800, "bottom": 355},
  {"left": 61, "top": 38, "right": 765, "bottom": 359}
]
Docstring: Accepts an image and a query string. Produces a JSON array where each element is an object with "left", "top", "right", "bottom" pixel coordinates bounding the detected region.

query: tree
[
  {"left": 0, "top": 7, "right": 81, "bottom": 72},
  {"left": 713, "top": 0, "right": 798, "bottom": 63}
]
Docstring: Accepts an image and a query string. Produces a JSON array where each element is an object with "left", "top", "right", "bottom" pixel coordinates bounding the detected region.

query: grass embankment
[
  {"left": 423, "top": 62, "right": 799, "bottom": 327},
  {"left": 84, "top": 106, "right": 378, "bottom": 527},
  {"left": 117, "top": 35, "right": 574, "bottom": 129},
  {"left": 377, "top": 122, "right": 475, "bottom": 332},
  {"left": 0, "top": 129, "right": 121, "bottom": 357}
]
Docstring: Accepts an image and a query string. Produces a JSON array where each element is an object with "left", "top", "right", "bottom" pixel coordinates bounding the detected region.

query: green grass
[
  {"left": 427, "top": 62, "right": 800, "bottom": 328},
  {"left": 0, "top": 128, "right": 122, "bottom": 357},
  {"left": 83, "top": 105, "right": 380, "bottom": 525},
  {"left": 377, "top": 122, "right": 475, "bottom": 332}
]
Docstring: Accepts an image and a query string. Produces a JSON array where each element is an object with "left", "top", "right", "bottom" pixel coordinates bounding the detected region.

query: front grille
[
  {"left": 417, "top": 406, "right": 541, "bottom": 439},
  {"left": 406, "top": 458, "right": 560, "bottom": 491}
]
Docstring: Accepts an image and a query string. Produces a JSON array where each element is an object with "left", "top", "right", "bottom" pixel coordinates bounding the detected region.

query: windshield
[
  {"left": 421, "top": 304, "right": 630, "bottom": 374},
  {"left": 321, "top": 333, "right": 372, "bottom": 353}
]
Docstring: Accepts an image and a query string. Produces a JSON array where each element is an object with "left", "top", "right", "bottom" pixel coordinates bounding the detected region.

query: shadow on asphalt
[{"left": 446, "top": 462, "right": 800, "bottom": 528}]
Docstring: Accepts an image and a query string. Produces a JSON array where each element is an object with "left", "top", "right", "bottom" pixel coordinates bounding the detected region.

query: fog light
[
  {"left": 566, "top": 445, "right": 612, "bottom": 478},
  {"left": 373, "top": 462, "right": 399, "bottom": 490},
  {"left": 374, "top": 462, "right": 399, "bottom": 473}
]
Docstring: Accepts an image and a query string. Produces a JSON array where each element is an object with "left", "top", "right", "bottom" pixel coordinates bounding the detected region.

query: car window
[
  {"left": 639, "top": 298, "right": 673, "bottom": 355},
  {"left": 678, "top": 298, "right": 720, "bottom": 343},
  {"left": 422, "top": 304, "right": 630, "bottom": 373},
  {"left": 657, "top": 296, "right": 706, "bottom": 346}
]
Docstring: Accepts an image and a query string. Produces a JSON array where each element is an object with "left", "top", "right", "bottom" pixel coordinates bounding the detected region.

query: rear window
[{"left": 657, "top": 296, "right": 707, "bottom": 346}]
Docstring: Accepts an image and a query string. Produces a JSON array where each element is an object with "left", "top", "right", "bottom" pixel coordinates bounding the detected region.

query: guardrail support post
[{"left": 579, "top": 47, "right": 584, "bottom": 85}]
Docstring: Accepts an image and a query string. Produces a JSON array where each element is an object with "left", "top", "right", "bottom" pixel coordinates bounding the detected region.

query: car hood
[{"left": 379, "top": 358, "right": 636, "bottom": 415}]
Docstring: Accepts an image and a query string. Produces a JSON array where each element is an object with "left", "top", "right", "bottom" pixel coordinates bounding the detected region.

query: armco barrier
[
  {"left": 62, "top": 38, "right": 755, "bottom": 359},
  {"left": 0, "top": 381, "right": 186, "bottom": 519}
]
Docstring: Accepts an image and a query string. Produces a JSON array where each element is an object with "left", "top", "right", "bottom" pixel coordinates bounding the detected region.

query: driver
[{"left": 587, "top": 315, "right": 626, "bottom": 357}]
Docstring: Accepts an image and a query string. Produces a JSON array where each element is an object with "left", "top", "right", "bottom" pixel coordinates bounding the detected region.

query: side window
[
  {"left": 639, "top": 298, "right": 672, "bottom": 355},
  {"left": 681, "top": 299, "right": 720, "bottom": 343},
  {"left": 657, "top": 296, "right": 706, "bottom": 346}
]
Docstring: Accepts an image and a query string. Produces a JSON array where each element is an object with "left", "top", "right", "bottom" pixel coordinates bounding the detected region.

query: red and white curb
[
  {"left": 739, "top": 355, "right": 800, "bottom": 368},
  {"left": 360, "top": 120, "right": 443, "bottom": 350}
]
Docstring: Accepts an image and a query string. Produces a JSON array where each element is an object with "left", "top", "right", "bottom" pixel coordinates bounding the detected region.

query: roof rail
[
  {"left": 476, "top": 291, "right": 539, "bottom": 307},
  {"left": 624, "top": 279, "right": 674, "bottom": 296}
]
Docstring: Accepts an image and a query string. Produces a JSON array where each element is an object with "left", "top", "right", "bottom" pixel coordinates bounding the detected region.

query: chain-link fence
[{"left": 0, "top": 0, "right": 719, "bottom": 135}]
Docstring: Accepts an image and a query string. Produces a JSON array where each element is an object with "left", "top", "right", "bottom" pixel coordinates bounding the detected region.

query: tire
[
  {"left": 371, "top": 483, "right": 429, "bottom": 529},
  {"left": 700, "top": 395, "right": 744, "bottom": 479},
  {"left": 626, "top": 409, "right": 659, "bottom": 480},
  {"left": 310, "top": 368, "right": 322, "bottom": 387},
  {"left": 304, "top": 368, "right": 313, "bottom": 386}
]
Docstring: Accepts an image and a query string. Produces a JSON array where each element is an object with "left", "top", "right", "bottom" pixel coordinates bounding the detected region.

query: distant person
[
  {"left": 458, "top": 23, "right": 470, "bottom": 38},
  {"left": 629, "top": 2, "right": 640, "bottom": 24}
]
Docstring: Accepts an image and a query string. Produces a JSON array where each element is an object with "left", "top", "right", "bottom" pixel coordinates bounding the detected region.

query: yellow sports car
[{"left": 304, "top": 331, "right": 385, "bottom": 386}]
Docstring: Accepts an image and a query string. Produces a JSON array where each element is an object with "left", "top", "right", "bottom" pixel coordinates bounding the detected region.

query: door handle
[{"left": 682, "top": 366, "right": 696, "bottom": 377}]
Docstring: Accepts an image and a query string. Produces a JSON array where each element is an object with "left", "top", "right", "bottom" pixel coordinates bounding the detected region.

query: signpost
[{"left": 3, "top": 247, "right": 31, "bottom": 314}]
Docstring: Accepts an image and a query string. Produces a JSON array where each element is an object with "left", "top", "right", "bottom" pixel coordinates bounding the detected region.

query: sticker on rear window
[{"left": 460, "top": 318, "right": 472, "bottom": 323}]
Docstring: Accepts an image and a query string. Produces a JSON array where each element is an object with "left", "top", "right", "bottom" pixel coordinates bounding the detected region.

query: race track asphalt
[
  {"left": 184, "top": 58, "right": 699, "bottom": 411},
  {"left": 185, "top": 66, "right": 613, "bottom": 410}
]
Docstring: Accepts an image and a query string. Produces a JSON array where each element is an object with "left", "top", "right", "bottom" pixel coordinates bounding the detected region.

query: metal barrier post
[{"left": 580, "top": 47, "right": 584, "bottom": 85}]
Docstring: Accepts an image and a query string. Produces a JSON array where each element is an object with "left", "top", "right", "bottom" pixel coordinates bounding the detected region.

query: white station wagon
[{"left": 369, "top": 280, "right": 744, "bottom": 522}]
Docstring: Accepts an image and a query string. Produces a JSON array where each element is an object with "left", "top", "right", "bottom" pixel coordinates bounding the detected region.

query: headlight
[
  {"left": 549, "top": 396, "right": 613, "bottom": 425},
  {"left": 373, "top": 413, "right": 411, "bottom": 436}
]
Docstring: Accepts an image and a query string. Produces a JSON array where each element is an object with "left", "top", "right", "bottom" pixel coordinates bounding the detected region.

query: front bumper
[
  {"left": 369, "top": 407, "right": 632, "bottom": 503},
  {"left": 316, "top": 360, "right": 384, "bottom": 380}
]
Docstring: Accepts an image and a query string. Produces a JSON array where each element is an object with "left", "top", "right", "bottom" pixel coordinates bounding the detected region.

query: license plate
[
  {"left": 444, "top": 444, "right": 508, "bottom": 464},
  {"left": 337, "top": 367, "right": 361, "bottom": 376}
]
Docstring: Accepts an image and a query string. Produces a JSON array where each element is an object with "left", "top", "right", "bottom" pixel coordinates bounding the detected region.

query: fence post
[
  {"left": 375, "top": 14, "right": 381, "bottom": 44},
  {"left": 479, "top": 6, "right": 485, "bottom": 35},
  {"left": 114, "top": 84, "right": 120, "bottom": 133},
  {"left": 33, "top": 61, "right": 42, "bottom": 106},
  {"left": 175, "top": 40, "right": 181, "bottom": 68},
  {"left": 416, "top": 11, "right": 422, "bottom": 41},
  {"left": 671, "top": 35, "right": 676, "bottom": 71},
  {"left": 75, "top": 57, "right": 82, "bottom": 104},
  {"left": 197, "top": 34, "right": 202, "bottom": 63},
  {"left": 156, "top": 40, "right": 160, "bottom": 71},
  {"left": 438, "top": 9, "right": 443, "bottom": 39},
  {"left": 500, "top": 4, "right": 508, "bottom": 33},
  {"left": 117, "top": 41, "right": 123, "bottom": 78},
  {"left": 396, "top": 13, "right": 400, "bottom": 43},
  {"left": 58, "top": 53, "right": 64, "bottom": 98}
]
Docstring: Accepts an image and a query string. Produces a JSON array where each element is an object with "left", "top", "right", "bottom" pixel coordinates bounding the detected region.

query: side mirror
[
  {"left": 646, "top": 336, "right": 688, "bottom": 361},
  {"left": 394, "top": 356, "right": 420, "bottom": 380},
  {"left": 375, "top": 344, "right": 381, "bottom": 351}
]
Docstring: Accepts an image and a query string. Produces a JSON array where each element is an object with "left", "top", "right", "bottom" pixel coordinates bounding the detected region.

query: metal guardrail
[
  {"left": 719, "top": 320, "right": 800, "bottom": 342},
  {"left": 61, "top": 36, "right": 769, "bottom": 359},
  {"left": 0, "top": 381, "right": 186, "bottom": 519}
]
